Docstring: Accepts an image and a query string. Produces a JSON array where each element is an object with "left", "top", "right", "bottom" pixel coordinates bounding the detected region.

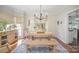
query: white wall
[
  {"left": 56, "top": 6, "right": 79, "bottom": 44},
  {"left": 56, "top": 13, "right": 68, "bottom": 43},
  {"left": 47, "top": 14, "right": 57, "bottom": 37}
]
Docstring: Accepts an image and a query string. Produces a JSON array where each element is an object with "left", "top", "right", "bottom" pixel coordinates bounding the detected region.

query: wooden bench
[{"left": 26, "top": 39, "right": 56, "bottom": 49}]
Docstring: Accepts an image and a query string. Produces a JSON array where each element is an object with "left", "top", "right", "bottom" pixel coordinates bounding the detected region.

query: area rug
[{"left": 11, "top": 39, "right": 68, "bottom": 53}]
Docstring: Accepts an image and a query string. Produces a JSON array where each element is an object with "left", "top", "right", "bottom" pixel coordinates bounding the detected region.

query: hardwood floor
[{"left": 56, "top": 38, "right": 77, "bottom": 53}]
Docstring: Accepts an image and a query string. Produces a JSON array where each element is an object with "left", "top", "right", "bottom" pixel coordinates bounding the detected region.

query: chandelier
[{"left": 34, "top": 5, "right": 48, "bottom": 21}]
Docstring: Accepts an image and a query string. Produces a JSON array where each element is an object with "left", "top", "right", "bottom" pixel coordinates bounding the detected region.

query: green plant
[{"left": 0, "top": 20, "right": 9, "bottom": 31}]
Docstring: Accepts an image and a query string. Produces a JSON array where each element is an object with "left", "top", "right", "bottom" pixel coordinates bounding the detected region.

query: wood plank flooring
[{"left": 56, "top": 38, "right": 77, "bottom": 53}]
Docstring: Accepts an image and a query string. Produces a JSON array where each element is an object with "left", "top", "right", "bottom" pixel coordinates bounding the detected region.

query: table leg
[{"left": 27, "top": 45, "right": 32, "bottom": 52}]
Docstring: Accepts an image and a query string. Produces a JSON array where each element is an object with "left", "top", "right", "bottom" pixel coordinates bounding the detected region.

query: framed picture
[{"left": 57, "top": 21, "right": 59, "bottom": 25}]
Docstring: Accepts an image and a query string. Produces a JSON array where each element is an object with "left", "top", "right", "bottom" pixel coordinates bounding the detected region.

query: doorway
[{"left": 68, "top": 9, "right": 79, "bottom": 52}]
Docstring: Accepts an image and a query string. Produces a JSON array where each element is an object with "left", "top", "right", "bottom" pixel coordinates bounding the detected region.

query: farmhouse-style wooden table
[{"left": 26, "top": 32, "right": 53, "bottom": 40}]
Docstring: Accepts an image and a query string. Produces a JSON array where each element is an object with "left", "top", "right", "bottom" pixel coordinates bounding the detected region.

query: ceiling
[{"left": 0, "top": 5, "right": 79, "bottom": 16}]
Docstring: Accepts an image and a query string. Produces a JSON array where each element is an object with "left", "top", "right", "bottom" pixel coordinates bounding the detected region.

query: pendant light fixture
[{"left": 34, "top": 5, "right": 48, "bottom": 21}]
